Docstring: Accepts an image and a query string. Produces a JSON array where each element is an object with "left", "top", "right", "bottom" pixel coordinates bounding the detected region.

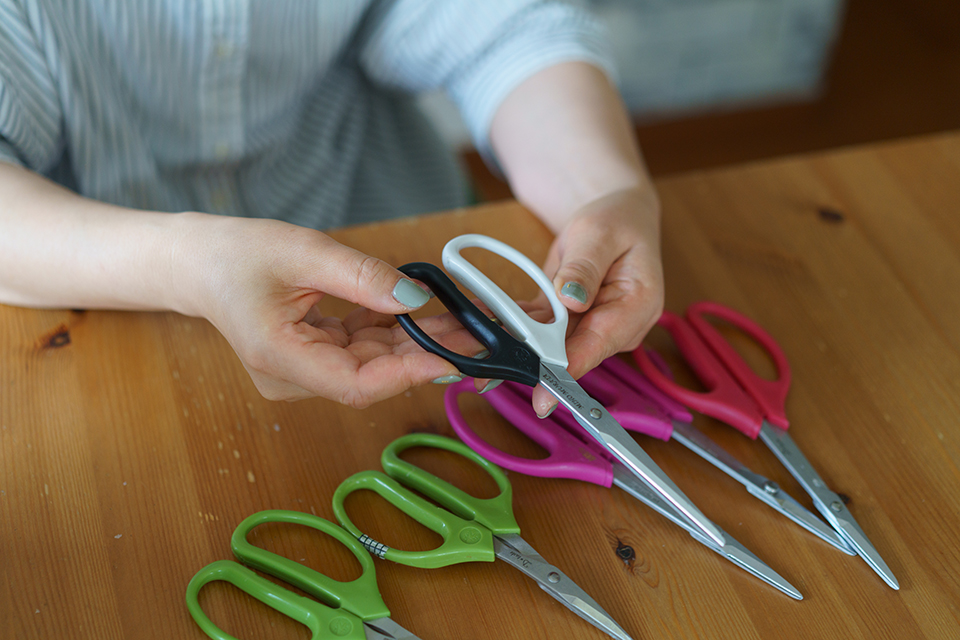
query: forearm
[
  {"left": 0, "top": 162, "right": 195, "bottom": 313},
  {"left": 487, "top": 62, "right": 664, "bottom": 414},
  {"left": 0, "top": 162, "right": 466, "bottom": 405},
  {"left": 488, "top": 61, "right": 658, "bottom": 229}
]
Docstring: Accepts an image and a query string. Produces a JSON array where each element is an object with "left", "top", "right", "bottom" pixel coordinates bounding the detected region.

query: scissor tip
[
  {"left": 883, "top": 570, "right": 900, "bottom": 590},
  {"left": 596, "top": 619, "right": 634, "bottom": 640},
  {"left": 771, "top": 577, "right": 803, "bottom": 601}
]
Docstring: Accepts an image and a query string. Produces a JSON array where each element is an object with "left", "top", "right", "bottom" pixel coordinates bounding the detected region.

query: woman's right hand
[
  {"left": 0, "top": 164, "right": 471, "bottom": 407},
  {"left": 174, "top": 213, "right": 466, "bottom": 407}
]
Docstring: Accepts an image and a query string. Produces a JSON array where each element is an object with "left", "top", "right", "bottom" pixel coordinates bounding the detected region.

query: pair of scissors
[
  {"left": 583, "top": 353, "right": 851, "bottom": 553},
  {"left": 633, "top": 300, "right": 899, "bottom": 590},
  {"left": 332, "top": 432, "right": 634, "bottom": 640},
  {"left": 395, "top": 234, "right": 725, "bottom": 551},
  {"left": 444, "top": 375, "right": 803, "bottom": 600},
  {"left": 186, "top": 510, "right": 421, "bottom": 640}
]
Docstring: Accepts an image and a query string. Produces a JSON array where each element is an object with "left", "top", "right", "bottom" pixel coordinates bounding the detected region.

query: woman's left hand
[
  {"left": 530, "top": 186, "right": 663, "bottom": 417},
  {"left": 485, "top": 61, "right": 666, "bottom": 416}
]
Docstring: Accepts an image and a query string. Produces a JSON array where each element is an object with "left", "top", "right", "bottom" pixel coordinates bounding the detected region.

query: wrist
[
  {"left": 555, "top": 180, "right": 660, "bottom": 233},
  {"left": 165, "top": 210, "right": 224, "bottom": 319},
  {"left": 489, "top": 62, "right": 656, "bottom": 229}
]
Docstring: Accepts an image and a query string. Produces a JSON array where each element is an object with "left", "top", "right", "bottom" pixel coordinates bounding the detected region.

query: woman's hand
[
  {"left": 177, "top": 214, "right": 464, "bottom": 407},
  {"left": 487, "top": 61, "right": 665, "bottom": 416},
  {"left": 532, "top": 186, "right": 663, "bottom": 417},
  {"left": 0, "top": 164, "right": 472, "bottom": 408}
]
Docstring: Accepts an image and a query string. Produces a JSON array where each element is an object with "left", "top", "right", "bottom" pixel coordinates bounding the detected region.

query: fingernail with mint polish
[
  {"left": 479, "top": 379, "right": 504, "bottom": 394},
  {"left": 393, "top": 278, "right": 430, "bottom": 308},
  {"left": 432, "top": 374, "right": 463, "bottom": 385},
  {"left": 560, "top": 282, "right": 588, "bottom": 305},
  {"left": 537, "top": 404, "right": 557, "bottom": 419}
]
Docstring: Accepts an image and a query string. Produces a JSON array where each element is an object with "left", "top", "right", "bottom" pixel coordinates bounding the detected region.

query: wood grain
[{"left": 3, "top": 133, "right": 960, "bottom": 639}]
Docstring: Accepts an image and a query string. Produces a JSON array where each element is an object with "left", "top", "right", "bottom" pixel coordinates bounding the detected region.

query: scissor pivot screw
[
  {"left": 763, "top": 481, "right": 779, "bottom": 494},
  {"left": 830, "top": 501, "right": 843, "bottom": 512},
  {"left": 589, "top": 408, "right": 602, "bottom": 419},
  {"left": 547, "top": 572, "right": 561, "bottom": 584}
]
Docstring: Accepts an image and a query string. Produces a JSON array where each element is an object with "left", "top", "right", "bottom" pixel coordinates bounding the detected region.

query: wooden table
[{"left": 3, "top": 132, "right": 960, "bottom": 640}]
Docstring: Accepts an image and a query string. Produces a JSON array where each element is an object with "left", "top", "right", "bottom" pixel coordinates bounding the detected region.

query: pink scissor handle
[
  {"left": 597, "top": 355, "right": 694, "bottom": 426},
  {"left": 576, "top": 359, "right": 675, "bottom": 441},
  {"left": 633, "top": 309, "right": 766, "bottom": 439},
  {"left": 686, "top": 301, "right": 791, "bottom": 430},
  {"left": 444, "top": 379, "right": 613, "bottom": 487}
]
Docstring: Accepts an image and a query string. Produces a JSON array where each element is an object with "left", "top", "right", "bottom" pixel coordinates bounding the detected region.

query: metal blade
[
  {"left": 364, "top": 617, "right": 424, "bottom": 640},
  {"left": 759, "top": 422, "right": 899, "bottom": 590},
  {"left": 538, "top": 362, "right": 725, "bottom": 548},
  {"left": 611, "top": 466, "right": 803, "bottom": 600},
  {"left": 494, "top": 534, "right": 634, "bottom": 640},
  {"left": 670, "top": 420, "right": 855, "bottom": 554},
  {"left": 831, "top": 510, "right": 900, "bottom": 590},
  {"left": 691, "top": 528, "right": 804, "bottom": 601}
]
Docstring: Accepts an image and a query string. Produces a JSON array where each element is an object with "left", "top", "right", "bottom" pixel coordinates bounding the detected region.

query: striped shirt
[{"left": 0, "top": 0, "right": 614, "bottom": 229}]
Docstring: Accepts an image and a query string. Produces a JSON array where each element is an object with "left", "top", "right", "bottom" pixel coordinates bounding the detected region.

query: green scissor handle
[
  {"left": 333, "top": 469, "right": 496, "bottom": 568},
  {"left": 185, "top": 560, "right": 366, "bottom": 640},
  {"left": 231, "top": 510, "right": 391, "bottom": 620},
  {"left": 382, "top": 433, "right": 520, "bottom": 536},
  {"left": 185, "top": 511, "right": 390, "bottom": 640},
  {"left": 332, "top": 434, "right": 520, "bottom": 569}
]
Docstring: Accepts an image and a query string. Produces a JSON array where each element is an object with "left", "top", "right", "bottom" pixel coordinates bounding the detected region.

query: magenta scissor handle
[
  {"left": 686, "top": 301, "right": 791, "bottom": 429},
  {"left": 575, "top": 359, "right": 674, "bottom": 441},
  {"left": 444, "top": 379, "right": 613, "bottom": 487},
  {"left": 594, "top": 355, "right": 694, "bottom": 428},
  {"left": 633, "top": 308, "right": 766, "bottom": 439}
]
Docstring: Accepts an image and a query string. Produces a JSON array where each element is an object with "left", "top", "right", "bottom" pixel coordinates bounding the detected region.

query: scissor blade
[
  {"left": 493, "top": 534, "right": 634, "bottom": 640},
  {"left": 758, "top": 422, "right": 899, "bottom": 590},
  {"left": 759, "top": 487, "right": 856, "bottom": 555},
  {"left": 669, "top": 421, "right": 855, "bottom": 555},
  {"left": 539, "top": 362, "right": 725, "bottom": 548},
  {"left": 364, "top": 617, "right": 424, "bottom": 640},
  {"left": 831, "top": 511, "right": 900, "bottom": 590},
  {"left": 690, "top": 529, "right": 803, "bottom": 601},
  {"left": 611, "top": 467, "right": 803, "bottom": 600}
]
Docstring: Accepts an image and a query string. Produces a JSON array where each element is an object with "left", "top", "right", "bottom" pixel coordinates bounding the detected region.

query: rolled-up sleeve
[
  {"left": 0, "top": 0, "right": 63, "bottom": 171},
  {"left": 359, "top": 0, "right": 616, "bottom": 155}
]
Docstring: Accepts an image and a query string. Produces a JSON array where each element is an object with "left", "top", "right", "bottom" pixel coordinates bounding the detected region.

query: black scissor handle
[{"left": 396, "top": 262, "right": 540, "bottom": 386}]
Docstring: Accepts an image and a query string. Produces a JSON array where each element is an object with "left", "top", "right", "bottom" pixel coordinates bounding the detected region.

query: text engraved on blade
[
  {"left": 541, "top": 370, "right": 583, "bottom": 410},
  {"left": 509, "top": 550, "right": 532, "bottom": 569}
]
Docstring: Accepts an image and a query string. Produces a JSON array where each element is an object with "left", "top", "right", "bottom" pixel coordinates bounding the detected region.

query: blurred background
[{"left": 419, "top": 0, "right": 960, "bottom": 201}]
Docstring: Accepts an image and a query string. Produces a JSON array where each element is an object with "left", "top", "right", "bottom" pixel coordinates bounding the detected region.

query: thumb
[
  {"left": 551, "top": 233, "right": 613, "bottom": 313},
  {"left": 312, "top": 241, "right": 430, "bottom": 314}
]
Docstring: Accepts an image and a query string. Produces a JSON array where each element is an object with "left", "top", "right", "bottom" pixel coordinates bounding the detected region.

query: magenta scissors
[
  {"left": 445, "top": 372, "right": 803, "bottom": 600},
  {"left": 633, "top": 300, "right": 898, "bottom": 590},
  {"left": 593, "top": 355, "right": 851, "bottom": 553}
]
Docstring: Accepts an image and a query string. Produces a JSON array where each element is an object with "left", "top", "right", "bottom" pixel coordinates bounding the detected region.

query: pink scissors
[
  {"left": 633, "top": 300, "right": 898, "bottom": 589},
  {"left": 582, "top": 355, "right": 849, "bottom": 552},
  {"left": 445, "top": 368, "right": 803, "bottom": 600}
]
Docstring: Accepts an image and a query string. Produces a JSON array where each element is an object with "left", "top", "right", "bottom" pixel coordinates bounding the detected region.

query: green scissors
[
  {"left": 186, "top": 510, "right": 422, "bottom": 640},
  {"left": 333, "top": 433, "right": 634, "bottom": 640}
]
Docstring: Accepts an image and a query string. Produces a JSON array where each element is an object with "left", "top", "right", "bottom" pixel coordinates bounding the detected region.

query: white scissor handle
[{"left": 442, "top": 234, "right": 569, "bottom": 368}]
